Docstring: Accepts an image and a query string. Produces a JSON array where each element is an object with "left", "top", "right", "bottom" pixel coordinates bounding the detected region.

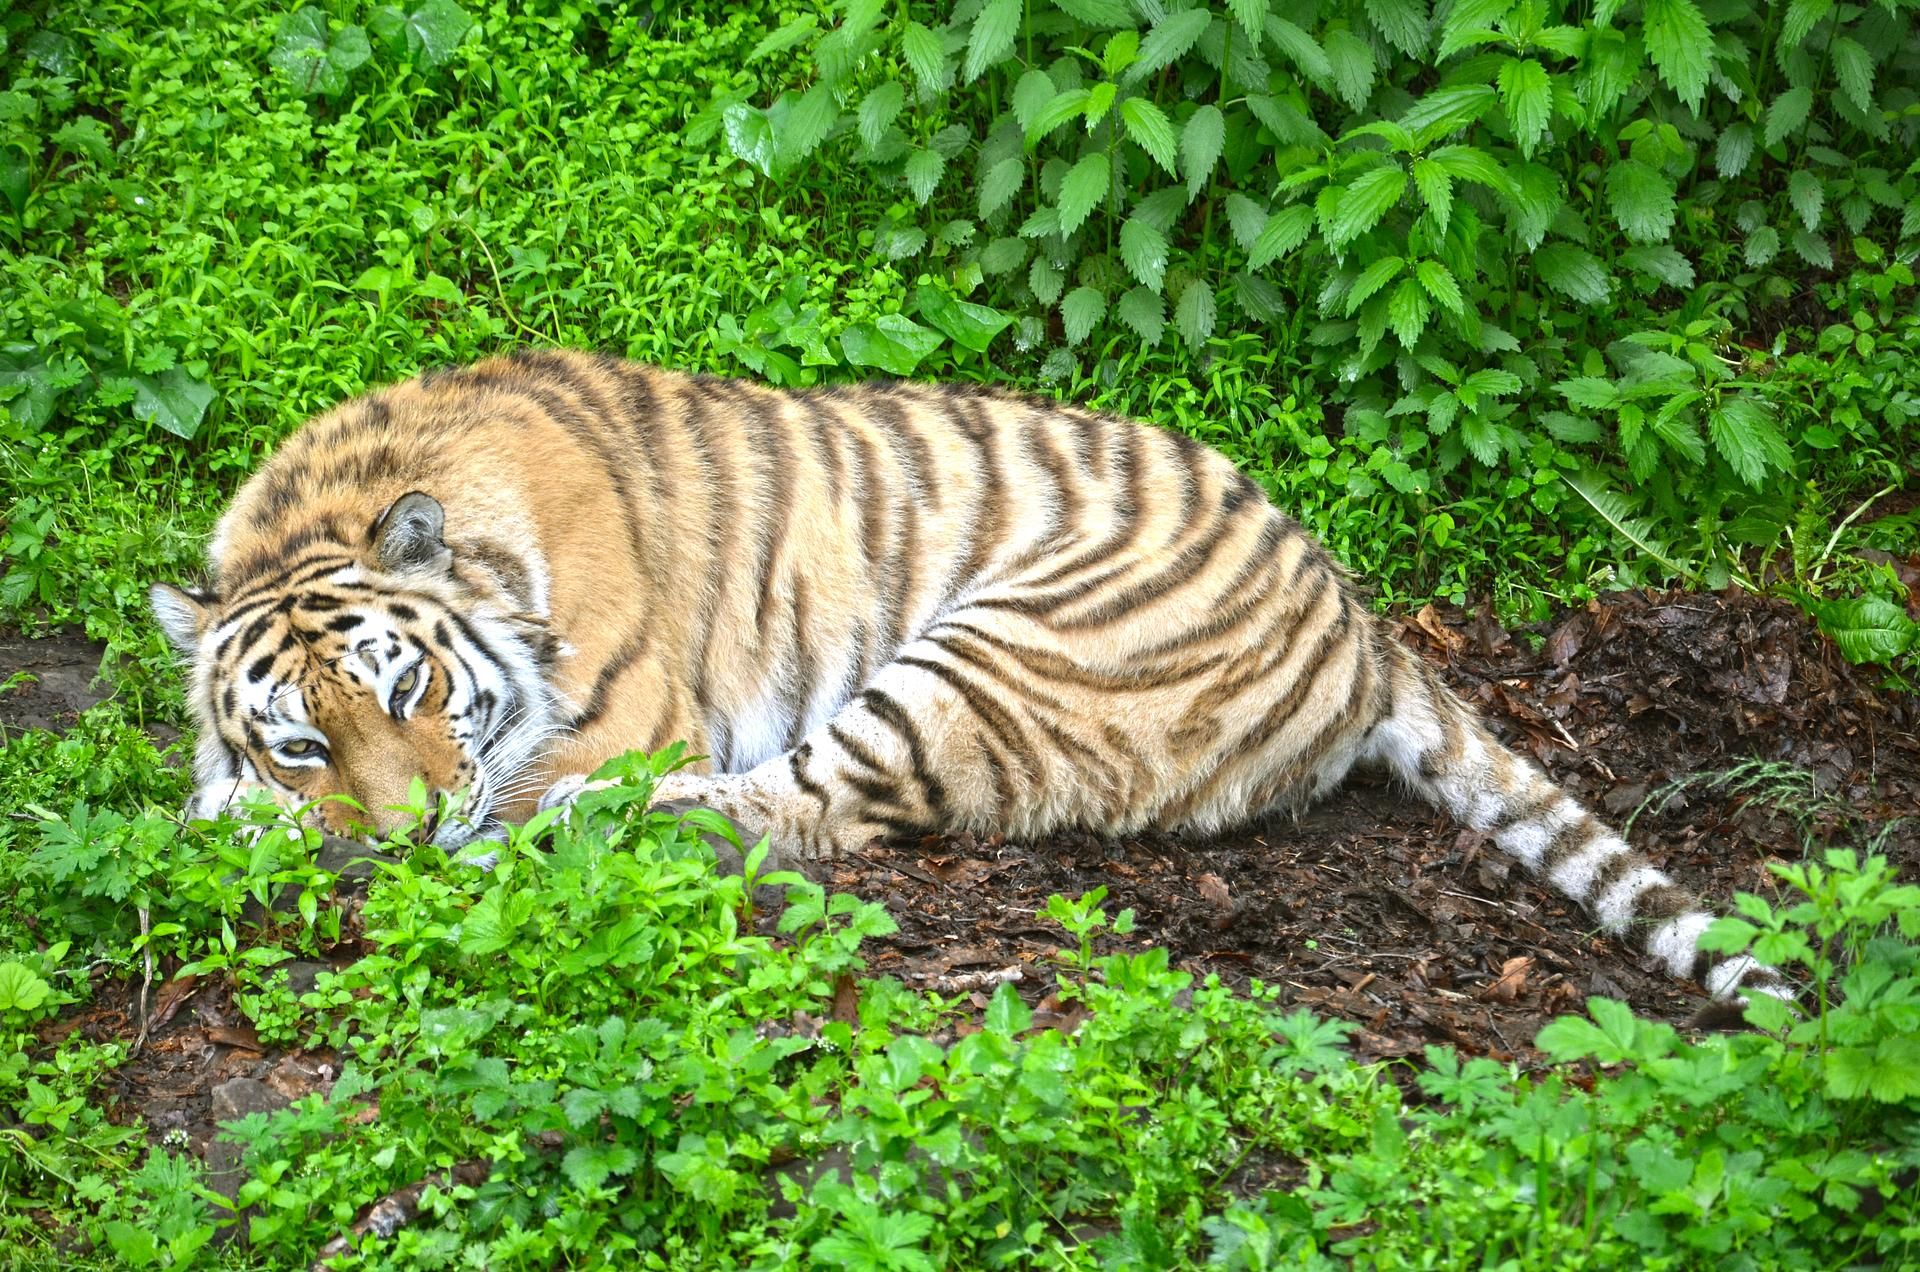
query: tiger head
[{"left": 151, "top": 491, "right": 559, "bottom": 849}]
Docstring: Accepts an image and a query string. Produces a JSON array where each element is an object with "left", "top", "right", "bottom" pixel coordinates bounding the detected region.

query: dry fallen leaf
[
  {"left": 145, "top": 974, "right": 199, "bottom": 1034},
  {"left": 1480, "top": 956, "right": 1533, "bottom": 1003}
]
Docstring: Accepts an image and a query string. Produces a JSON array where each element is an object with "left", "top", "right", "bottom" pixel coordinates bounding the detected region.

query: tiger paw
[
  {"left": 535, "top": 772, "right": 619, "bottom": 813},
  {"left": 649, "top": 796, "right": 769, "bottom": 875}
]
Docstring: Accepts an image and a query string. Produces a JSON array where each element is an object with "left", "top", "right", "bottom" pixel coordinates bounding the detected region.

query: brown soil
[
  {"left": 0, "top": 625, "right": 114, "bottom": 735},
  {"left": 17, "top": 589, "right": 1920, "bottom": 1189}
]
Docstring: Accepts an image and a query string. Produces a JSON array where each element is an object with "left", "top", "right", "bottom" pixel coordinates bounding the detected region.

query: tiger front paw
[{"left": 535, "top": 772, "right": 618, "bottom": 813}]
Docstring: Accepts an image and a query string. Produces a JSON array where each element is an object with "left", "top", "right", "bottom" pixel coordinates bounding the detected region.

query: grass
[{"left": 1, "top": 0, "right": 1919, "bottom": 1267}]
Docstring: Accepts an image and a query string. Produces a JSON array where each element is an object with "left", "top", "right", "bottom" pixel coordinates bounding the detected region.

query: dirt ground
[{"left": 9, "top": 587, "right": 1920, "bottom": 1192}]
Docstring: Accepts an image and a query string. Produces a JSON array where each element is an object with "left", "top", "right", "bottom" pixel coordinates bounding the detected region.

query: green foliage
[
  {"left": 728, "top": 0, "right": 1919, "bottom": 616},
  {"left": 1, "top": 708, "right": 1917, "bottom": 1267}
]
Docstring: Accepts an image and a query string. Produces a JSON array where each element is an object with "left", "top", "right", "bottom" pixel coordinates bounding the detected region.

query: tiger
[{"left": 150, "top": 349, "right": 1786, "bottom": 1003}]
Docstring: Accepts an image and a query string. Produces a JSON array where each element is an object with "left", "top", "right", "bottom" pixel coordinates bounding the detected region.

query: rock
[
  {"left": 209, "top": 1076, "right": 291, "bottom": 1126},
  {"left": 205, "top": 1077, "right": 295, "bottom": 1204}
]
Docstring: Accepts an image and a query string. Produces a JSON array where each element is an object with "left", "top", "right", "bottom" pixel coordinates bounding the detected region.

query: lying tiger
[{"left": 151, "top": 350, "right": 1783, "bottom": 1001}]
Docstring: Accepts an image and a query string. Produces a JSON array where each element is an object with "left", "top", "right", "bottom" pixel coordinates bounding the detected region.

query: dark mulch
[
  {"left": 827, "top": 589, "right": 1920, "bottom": 1067},
  {"left": 12, "top": 587, "right": 1920, "bottom": 1181}
]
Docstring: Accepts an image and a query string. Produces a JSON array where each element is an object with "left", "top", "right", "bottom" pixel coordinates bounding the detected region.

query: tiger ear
[
  {"left": 150, "top": 583, "right": 210, "bottom": 659},
  {"left": 372, "top": 491, "right": 453, "bottom": 576}
]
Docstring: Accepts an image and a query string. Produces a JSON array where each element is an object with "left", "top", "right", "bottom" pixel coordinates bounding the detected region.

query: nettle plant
[{"left": 724, "top": 0, "right": 1919, "bottom": 530}]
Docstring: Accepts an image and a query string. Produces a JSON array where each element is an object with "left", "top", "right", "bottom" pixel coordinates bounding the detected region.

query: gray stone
[{"left": 209, "top": 1076, "right": 291, "bottom": 1126}]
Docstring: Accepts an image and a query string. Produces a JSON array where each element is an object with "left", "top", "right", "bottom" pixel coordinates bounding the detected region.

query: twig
[
  {"left": 908, "top": 964, "right": 1026, "bottom": 993},
  {"left": 131, "top": 906, "right": 154, "bottom": 1056},
  {"left": 311, "top": 1159, "right": 493, "bottom": 1270}
]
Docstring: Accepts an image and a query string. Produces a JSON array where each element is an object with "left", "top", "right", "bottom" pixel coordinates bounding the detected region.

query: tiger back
[{"left": 152, "top": 350, "right": 1785, "bottom": 1002}]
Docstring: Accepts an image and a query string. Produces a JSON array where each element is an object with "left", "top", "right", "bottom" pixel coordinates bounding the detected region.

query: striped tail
[{"left": 1365, "top": 638, "right": 1789, "bottom": 1003}]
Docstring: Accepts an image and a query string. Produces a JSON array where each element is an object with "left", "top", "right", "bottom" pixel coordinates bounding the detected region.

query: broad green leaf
[
  {"left": 562, "top": 1143, "right": 640, "bottom": 1191},
  {"left": 1402, "top": 85, "right": 1496, "bottom": 145},
  {"left": 1174, "top": 279, "right": 1216, "bottom": 350},
  {"left": 52, "top": 118, "right": 111, "bottom": 167},
  {"left": 1324, "top": 27, "right": 1376, "bottom": 110},
  {"left": 1229, "top": 0, "right": 1266, "bottom": 41},
  {"left": 1248, "top": 205, "right": 1314, "bottom": 268},
  {"left": 1789, "top": 227, "right": 1831, "bottom": 268},
  {"left": 131, "top": 369, "right": 216, "bottom": 441},
  {"left": 1620, "top": 245, "right": 1695, "bottom": 287},
  {"left": 748, "top": 14, "right": 817, "bottom": 61},
  {"left": 1082, "top": 82, "right": 1118, "bottom": 129},
  {"left": 1345, "top": 255, "right": 1406, "bottom": 316},
  {"left": 0, "top": 347, "right": 59, "bottom": 429},
  {"left": 1366, "top": 0, "right": 1430, "bottom": 57},
  {"left": 368, "top": 0, "right": 472, "bottom": 66},
  {"left": 1459, "top": 368, "right": 1520, "bottom": 399},
  {"left": 1707, "top": 395, "right": 1792, "bottom": 487},
  {"left": 1437, "top": 0, "right": 1510, "bottom": 59},
  {"left": 1416, "top": 259, "right": 1464, "bottom": 313},
  {"left": 1326, "top": 165, "right": 1407, "bottom": 247},
  {"left": 986, "top": 980, "right": 1031, "bottom": 1033},
  {"left": 1012, "top": 70, "right": 1057, "bottom": 133},
  {"left": 776, "top": 84, "right": 840, "bottom": 169},
  {"left": 1054, "top": 0, "right": 1137, "bottom": 27},
  {"left": 1119, "top": 216, "right": 1168, "bottom": 290},
  {"left": 1715, "top": 122, "right": 1754, "bottom": 178},
  {"left": 1532, "top": 242, "right": 1610, "bottom": 306},
  {"left": 1386, "top": 276, "right": 1429, "bottom": 347},
  {"left": 1225, "top": 194, "right": 1268, "bottom": 251},
  {"left": 1780, "top": 0, "right": 1833, "bottom": 53},
  {"left": 841, "top": 314, "right": 943, "bottom": 375},
  {"left": 1606, "top": 159, "right": 1676, "bottom": 242},
  {"left": 1649, "top": 398, "right": 1706, "bottom": 465},
  {"left": 1831, "top": 37, "right": 1875, "bottom": 117},
  {"left": 1181, "top": 105, "right": 1225, "bottom": 200},
  {"left": 1026, "top": 89, "right": 1092, "bottom": 145},
  {"left": 918, "top": 289, "right": 1011, "bottom": 353},
  {"left": 1744, "top": 224, "right": 1780, "bottom": 266},
  {"left": 1459, "top": 413, "right": 1501, "bottom": 464},
  {"left": 1057, "top": 152, "right": 1109, "bottom": 237},
  {"left": 900, "top": 21, "right": 947, "bottom": 92},
  {"left": 1542, "top": 410, "right": 1603, "bottom": 442},
  {"left": 1116, "top": 286, "right": 1165, "bottom": 345},
  {"left": 1429, "top": 144, "right": 1511, "bottom": 195},
  {"left": 1061, "top": 286, "right": 1106, "bottom": 345},
  {"left": 1788, "top": 170, "right": 1823, "bottom": 231},
  {"left": 977, "top": 156, "right": 1024, "bottom": 218},
  {"left": 964, "top": 0, "right": 1020, "bottom": 83},
  {"left": 1128, "top": 8, "right": 1212, "bottom": 81},
  {"left": 1266, "top": 19, "right": 1331, "bottom": 80},
  {"left": 858, "top": 82, "right": 904, "bottom": 149},
  {"left": 904, "top": 149, "right": 945, "bottom": 205},
  {"left": 272, "top": 8, "right": 371, "bottom": 96},
  {"left": 723, "top": 104, "right": 777, "bottom": 177},
  {"left": 1029, "top": 256, "right": 1065, "bottom": 305},
  {"left": 1412, "top": 158, "right": 1454, "bottom": 232},
  {"left": 1497, "top": 58, "right": 1552, "bottom": 158},
  {"left": 0, "top": 962, "right": 50, "bottom": 1013},
  {"left": 978, "top": 235, "right": 1028, "bottom": 274},
  {"left": 0, "top": 150, "right": 28, "bottom": 219},
  {"left": 1764, "top": 86, "right": 1813, "bottom": 147},
  {"left": 1812, "top": 597, "right": 1919, "bottom": 665},
  {"left": 1641, "top": 0, "right": 1712, "bottom": 112},
  {"left": 1120, "top": 97, "right": 1179, "bottom": 175},
  {"left": 1246, "top": 94, "right": 1328, "bottom": 147}
]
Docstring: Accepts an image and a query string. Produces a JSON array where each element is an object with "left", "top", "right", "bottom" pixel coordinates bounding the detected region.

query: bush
[{"left": 728, "top": 0, "right": 1920, "bottom": 601}]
